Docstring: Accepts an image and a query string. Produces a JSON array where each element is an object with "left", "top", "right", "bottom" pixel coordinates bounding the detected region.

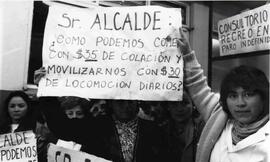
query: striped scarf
[{"left": 232, "top": 115, "right": 269, "bottom": 145}]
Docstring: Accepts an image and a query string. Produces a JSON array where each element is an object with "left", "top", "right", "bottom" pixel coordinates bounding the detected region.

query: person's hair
[
  {"left": 59, "top": 96, "right": 90, "bottom": 115},
  {"left": 4, "top": 91, "right": 32, "bottom": 119},
  {"left": 1, "top": 91, "right": 36, "bottom": 133},
  {"left": 220, "top": 65, "right": 269, "bottom": 119}
]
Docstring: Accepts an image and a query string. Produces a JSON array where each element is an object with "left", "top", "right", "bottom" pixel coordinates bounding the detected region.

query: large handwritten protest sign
[
  {"left": 0, "top": 131, "right": 37, "bottom": 162},
  {"left": 218, "top": 4, "right": 270, "bottom": 56},
  {"left": 37, "top": 4, "right": 183, "bottom": 101},
  {"left": 48, "top": 143, "right": 111, "bottom": 162}
]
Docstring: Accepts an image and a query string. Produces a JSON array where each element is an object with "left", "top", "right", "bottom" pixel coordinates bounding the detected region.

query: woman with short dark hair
[
  {"left": 177, "top": 28, "right": 269, "bottom": 162},
  {"left": 220, "top": 65, "right": 269, "bottom": 122}
]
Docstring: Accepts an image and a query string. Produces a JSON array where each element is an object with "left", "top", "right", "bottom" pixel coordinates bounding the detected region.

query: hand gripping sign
[{"left": 38, "top": 4, "right": 183, "bottom": 101}]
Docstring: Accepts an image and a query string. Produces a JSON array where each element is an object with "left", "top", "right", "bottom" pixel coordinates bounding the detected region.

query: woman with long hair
[{"left": 0, "top": 91, "right": 36, "bottom": 133}]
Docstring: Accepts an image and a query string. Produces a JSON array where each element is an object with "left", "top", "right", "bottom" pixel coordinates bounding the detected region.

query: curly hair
[{"left": 220, "top": 65, "right": 269, "bottom": 119}]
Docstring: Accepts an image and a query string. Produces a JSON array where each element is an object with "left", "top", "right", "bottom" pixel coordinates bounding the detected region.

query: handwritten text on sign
[
  {"left": 37, "top": 5, "right": 183, "bottom": 101},
  {"left": 0, "top": 131, "right": 37, "bottom": 162},
  {"left": 47, "top": 143, "right": 111, "bottom": 162},
  {"left": 218, "top": 4, "right": 270, "bottom": 56}
]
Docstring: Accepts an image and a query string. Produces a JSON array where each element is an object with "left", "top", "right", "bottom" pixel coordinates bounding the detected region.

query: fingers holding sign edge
[
  {"left": 34, "top": 67, "right": 46, "bottom": 85},
  {"left": 177, "top": 28, "right": 192, "bottom": 55}
]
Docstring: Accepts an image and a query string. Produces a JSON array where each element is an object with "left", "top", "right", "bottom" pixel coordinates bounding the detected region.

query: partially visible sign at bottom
[
  {"left": 0, "top": 131, "right": 37, "bottom": 162},
  {"left": 47, "top": 143, "right": 112, "bottom": 162}
]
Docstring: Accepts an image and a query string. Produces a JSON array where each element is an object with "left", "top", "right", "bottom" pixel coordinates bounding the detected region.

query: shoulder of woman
[{"left": 0, "top": 123, "right": 11, "bottom": 134}]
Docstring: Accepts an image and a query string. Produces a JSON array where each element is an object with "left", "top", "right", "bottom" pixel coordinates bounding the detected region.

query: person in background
[
  {"left": 38, "top": 95, "right": 102, "bottom": 156},
  {"left": 177, "top": 28, "right": 269, "bottom": 162},
  {"left": 89, "top": 99, "right": 107, "bottom": 117},
  {"left": 162, "top": 90, "right": 204, "bottom": 162},
  {"left": 139, "top": 101, "right": 167, "bottom": 125},
  {"left": 137, "top": 105, "right": 155, "bottom": 121},
  {"left": 51, "top": 96, "right": 94, "bottom": 151},
  {"left": 0, "top": 91, "right": 49, "bottom": 162},
  {"left": 96, "top": 99, "right": 169, "bottom": 162},
  {"left": 34, "top": 68, "right": 169, "bottom": 162},
  {"left": 34, "top": 67, "right": 103, "bottom": 154},
  {"left": 59, "top": 96, "right": 90, "bottom": 119}
]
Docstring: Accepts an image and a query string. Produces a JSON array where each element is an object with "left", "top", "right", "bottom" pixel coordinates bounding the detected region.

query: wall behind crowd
[{"left": 0, "top": 1, "right": 34, "bottom": 123}]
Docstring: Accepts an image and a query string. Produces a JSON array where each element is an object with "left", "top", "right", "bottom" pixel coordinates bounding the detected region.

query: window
[{"left": 210, "top": 1, "right": 269, "bottom": 92}]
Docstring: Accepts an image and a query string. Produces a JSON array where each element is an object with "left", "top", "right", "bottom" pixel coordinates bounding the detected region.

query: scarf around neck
[
  {"left": 231, "top": 115, "right": 269, "bottom": 145},
  {"left": 114, "top": 117, "right": 138, "bottom": 162}
]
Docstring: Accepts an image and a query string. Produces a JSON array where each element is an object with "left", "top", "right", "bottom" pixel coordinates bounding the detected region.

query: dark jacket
[
  {"left": 95, "top": 116, "right": 169, "bottom": 162},
  {"left": 39, "top": 97, "right": 102, "bottom": 157},
  {"left": 0, "top": 105, "right": 36, "bottom": 134},
  {"left": 0, "top": 99, "right": 49, "bottom": 162},
  {"left": 162, "top": 117, "right": 205, "bottom": 162},
  {"left": 39, "top": 97, "right": 169, "bottom": 162}
]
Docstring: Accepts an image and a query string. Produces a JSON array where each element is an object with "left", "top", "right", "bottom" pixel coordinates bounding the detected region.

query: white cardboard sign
[
  {"left": 0, "top": 131, "right": 37, "bottom": 162},
  {"left": 38, "top": 5, "right": 183, "bottom": 101},
  {"left": 47, "top": 143, "right": 111, "bottom": 162},
  {"left": 218, "top": 4, "right": 270, "bottom": 56}
]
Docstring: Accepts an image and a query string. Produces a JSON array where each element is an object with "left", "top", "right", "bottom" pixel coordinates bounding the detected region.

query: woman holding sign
[
  {"left": 177, "top": 28, "right": 269, "bottom": 162},
  {"left": 0, "top": 91, "right": 50, "bottom": 162}
]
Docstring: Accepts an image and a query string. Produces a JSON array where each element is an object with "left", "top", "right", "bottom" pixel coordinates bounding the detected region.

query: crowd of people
[{"left": 0, "top": 28, "right": 269, "bottom": 162}]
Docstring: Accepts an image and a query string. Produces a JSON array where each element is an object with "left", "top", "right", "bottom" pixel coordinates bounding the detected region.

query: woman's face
[
  {"left": 65, "top": 105, "right": 85, "bottom": 119},
  {"left": 226, "top": 87, "right": 264, "bottom": 124},
  {"left": 8, "top": 96, "right": 28, "bottom": 123}
]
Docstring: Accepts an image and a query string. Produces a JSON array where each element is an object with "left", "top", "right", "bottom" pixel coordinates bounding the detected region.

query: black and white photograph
[{"left": 0, "top": 1, "right": 269, "bottom": 162}]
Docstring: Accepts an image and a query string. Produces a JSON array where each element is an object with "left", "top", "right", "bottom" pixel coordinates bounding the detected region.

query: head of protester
[
  {"left": 89, "top": 99, "right": 107, "bottom": 117},
  {"left": 98, "top": 99, "right": 168, "bottom": 162},
  {"left": 0, "top": 91, "right": 36, "bottom": 133},
  {"left": 161, "top": 90, "right": 205, "bottom": 162},
  {"left": 59, "top": 96, "right": 90, "bottom": 119},
  {"left": 139, "top": 101, "right": 167, "bottom": 125},
  {"left": 220, "top": 65, "right": 269, "bottom": 144},
  {"left": 106, "top": 100, "right": 139, "bottom": 123}
]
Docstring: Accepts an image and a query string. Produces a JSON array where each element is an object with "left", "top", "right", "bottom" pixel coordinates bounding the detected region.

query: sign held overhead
[
  {"left": 218, "top": 4, "right": 270, "bottom": 56},
  {"left": 38, "top": 4, "right": 183, "bottom": 101}
]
